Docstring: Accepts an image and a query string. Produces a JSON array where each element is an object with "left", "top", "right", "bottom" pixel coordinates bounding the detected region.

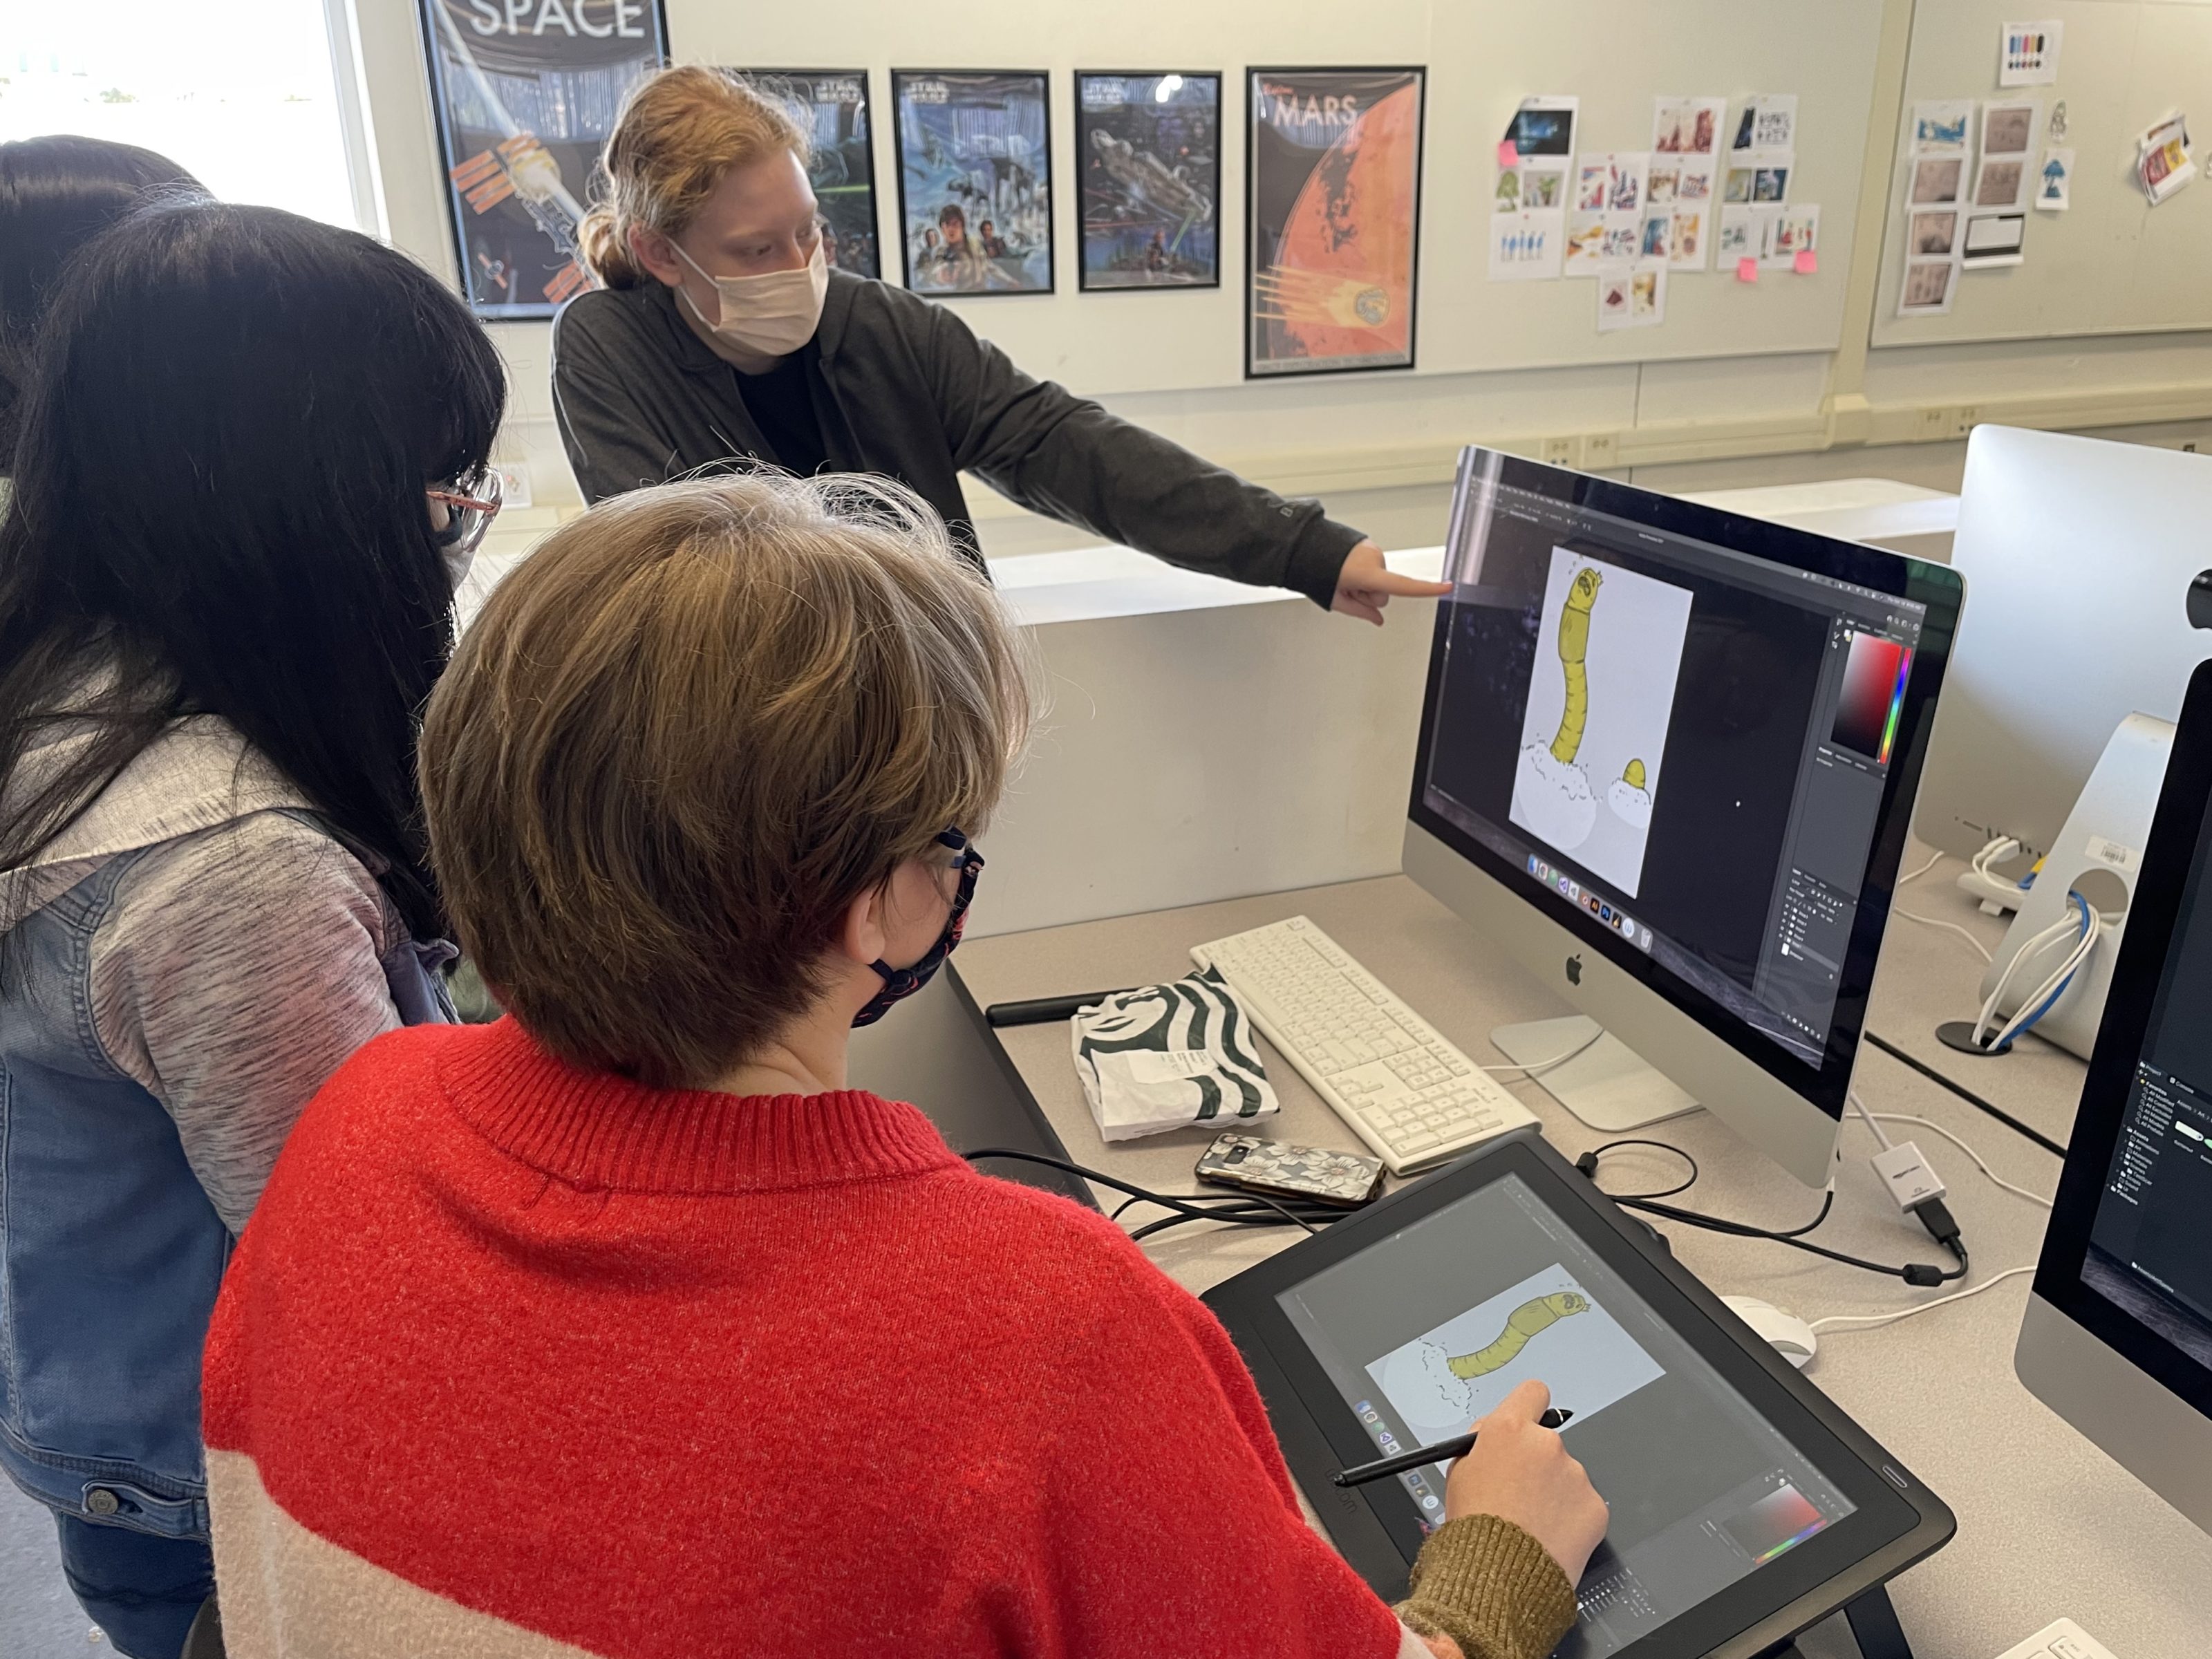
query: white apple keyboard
[
  {"left": 1190, "top": 916, "right": 1537, "bottom": 1176},
  {"left": 1993, "top": 1620, "right": 2119, "bottom": 1659}
]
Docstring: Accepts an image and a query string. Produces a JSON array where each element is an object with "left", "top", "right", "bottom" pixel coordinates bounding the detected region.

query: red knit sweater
[{"left": 202, "top": 1018, "right": 1412, "bottom": 1658}]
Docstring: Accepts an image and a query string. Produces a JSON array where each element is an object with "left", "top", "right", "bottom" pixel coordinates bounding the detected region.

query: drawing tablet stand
[
  {"left": 1490, "top": 1015, "right": 1699, "bottom": 1131},
  {"left": 1768, "top": 1583, "right": 1920, "bottom": 1659}
]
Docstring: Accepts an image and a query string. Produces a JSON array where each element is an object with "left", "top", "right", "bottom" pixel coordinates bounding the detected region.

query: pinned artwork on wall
[
  {"left": 1246, "top": 66, "right": 1425, "bottom": 377},
  {"left": 416, "top": 0, "right": 670, "bottom": 319},
  {"left": 892, "top": 71, "right": 1054, "bottom": 295},
  {"left": 1074, "top": 72, "right": 1222, "bottom": 290},
  {"left": 729, "top": 71, "right": 879, "bottom": 278}
]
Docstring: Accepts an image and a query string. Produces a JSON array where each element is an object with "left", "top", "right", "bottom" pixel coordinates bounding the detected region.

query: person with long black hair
[
  {"left": 0, "top": 135, "right": 204, "bottom": 475},
  {"left": 0, "top": 199, "right": 505, "bottom": 1659}
]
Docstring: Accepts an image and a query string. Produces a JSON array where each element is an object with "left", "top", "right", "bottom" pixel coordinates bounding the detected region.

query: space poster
[
  {"left": 418, "top": 0, "right": 668, "bottom": 319},
  {"left": 893, "top": 71, "right": 1054, "bottom": 294},
  {"left": 1246, "top": 66, "right": 1425, "bottom": 376},
  {"left": 1075, "top": 73, "right": 1221, "bottom": 289}
]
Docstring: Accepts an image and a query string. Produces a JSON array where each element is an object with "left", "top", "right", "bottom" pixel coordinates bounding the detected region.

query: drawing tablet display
[{"left": 1203, "top": 1132, "right": 1952, "bottom": 1658}]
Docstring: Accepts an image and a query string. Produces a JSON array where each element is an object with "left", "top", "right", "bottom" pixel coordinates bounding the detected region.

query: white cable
[
  {"left": 1890, "top": 908, "right": 1996, "bottom": 962},
  {"left": 1808, "top": 1266, "right": 2036, "bottom": 1334},
  {"left": 1482, "top": 1028, "right": 1604, "bottom": 1076},
  {"left": 1846, "top": 1089, "right": 1895, "bottom": 1152},
  {"left": 1979, "top": 894, "right": 2100, "bottom": 1051},
  {"left": 1972, "top": 835, "right": 2022, "bottom": 882},
  {"left": 1858, "top": 1112, "right": 2054, "bottom": 1207},
  {"left": 1897, "top": 850, "right": 1943, "bottom": 885},
  {"left": 1971, "top": 897, "right": 2086, "bottom": 1044}
]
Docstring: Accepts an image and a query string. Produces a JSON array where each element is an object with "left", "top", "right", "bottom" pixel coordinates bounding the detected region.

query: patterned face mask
[{"left": 851, "top": 830, "right": 983, "bottom": 1029}]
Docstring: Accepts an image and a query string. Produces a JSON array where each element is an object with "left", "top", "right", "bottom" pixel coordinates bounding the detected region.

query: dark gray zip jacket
[{"left": 548, "top": 270, "right": 1365, "bottom": 607}]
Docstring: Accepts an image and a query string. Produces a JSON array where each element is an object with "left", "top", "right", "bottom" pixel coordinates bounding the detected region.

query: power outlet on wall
[
  {"left": 1583, "top": 431, "right": 1619, "bottom": 470},
  {"left": 1947, "top": 405, "right": 1980, "bottom": 439},
  {"left": 1541, "top": 435, "right": 1580, "bottom": 467}
]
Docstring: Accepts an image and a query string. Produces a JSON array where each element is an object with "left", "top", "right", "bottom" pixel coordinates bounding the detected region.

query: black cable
[
  {"left": 1863, "top": 1031, "right": 2068, "bottom": 1159},
  {"left": 963, "top": 1148, "right": 1321, "bottom": 1235},
  {"left": 1576, "top": 1143, "right": 1969, "bottom": 1285},
  {"left": 1585, "top": 1138, "right": 1700, "bottom": 1201}
]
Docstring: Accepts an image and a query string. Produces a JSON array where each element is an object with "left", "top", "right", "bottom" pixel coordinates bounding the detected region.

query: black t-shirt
[{"left": 735, "top": 343, "right": 830, "bottom": 477}]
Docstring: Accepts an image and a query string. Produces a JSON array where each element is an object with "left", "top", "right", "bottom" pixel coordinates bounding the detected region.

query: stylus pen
[
  {"left": 1331, "top": 1409, "right": 1574, "bottom": 1488},
  {"left": 984, "top": 991, "right": 1134, "bottom": 1027}
]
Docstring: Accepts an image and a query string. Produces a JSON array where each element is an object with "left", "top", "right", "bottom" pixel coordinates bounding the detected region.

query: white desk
[{"left": 937, "top": 847, "right": 2210, "bottom": 1659}]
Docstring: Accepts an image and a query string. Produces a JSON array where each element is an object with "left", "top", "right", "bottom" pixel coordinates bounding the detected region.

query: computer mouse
[{"left": 1721, "top": 1295, "right": 1817, "bottom": 1367}]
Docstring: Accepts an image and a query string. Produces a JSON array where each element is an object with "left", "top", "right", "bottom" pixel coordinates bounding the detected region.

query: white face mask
[{"left": 675, "top": 239, "right": 828, "bottom": 357}]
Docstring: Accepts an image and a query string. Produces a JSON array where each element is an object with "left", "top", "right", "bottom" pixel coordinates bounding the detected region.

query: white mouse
[{"left": 1721, "top": 1295, "right": 1818, "bottom": 1367}]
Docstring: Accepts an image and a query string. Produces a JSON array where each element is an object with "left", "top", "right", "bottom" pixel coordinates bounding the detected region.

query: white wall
[{"left": 340, "top": 0, "right": 2212, "bottom": 564}]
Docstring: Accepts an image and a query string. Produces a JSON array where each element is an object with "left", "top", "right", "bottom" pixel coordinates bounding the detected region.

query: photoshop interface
[
  {"left": 2086, "top": 809, "right": 2212, "bottom": 1369},
  {"left": 1421, "top": 479, "right": 1925, "bottom": 1066}
]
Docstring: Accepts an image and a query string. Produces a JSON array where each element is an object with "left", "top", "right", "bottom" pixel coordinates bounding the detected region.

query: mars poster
[
  {"left": 1075, "top": 73, "right": 1220, "bottom": 290},
  {"left": 1246, "top": 67, "right": 1424, "bottom": 377},
  {"left": 417, "top": 0, "right": 668, "bottom": 320}
]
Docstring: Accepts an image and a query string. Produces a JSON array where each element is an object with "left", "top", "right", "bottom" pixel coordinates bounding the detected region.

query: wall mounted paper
[
  {"left": 1716, "top": 204, "right": 1761, "bottom": 263},
  {"left": 2137, "top": 115, "right": 2194, "bottom": 204},
  {"left": 1998, "top": 20, "right": 2062, "bottom": 87},
  {"left": 1960, "top": 212, "right": 2027, "bottom": 268},
  {"left": 1765, "top": 204, "right": 1819, "bottom": 270},
  {"left": 1595, "top": 264, "right": 1667, "bottom": 333},
  {"left": 1651, "top": 96, "right": 1726, "bottom": 158},
  {"left": 1564, "top": 211, "right": 1607, "bottom": 276},
  {"left": 1638, "top": 212, "right": 1672, "bottom": 263},
  {"left": 1897, "top": 258, "right": 1957, "bottom": 316},
  {"left": 1599, "top": 216, "right": 1642, "bottom": 264},
  {"left": 1728, "top": 94, "right": 1797, "bottom": 163},
  {"left": 1972, "top": 154, "right": 2027, "bottom": 211},
  {"left": 2036, "top": 148, "right": 2073, "bottom": 211},
  {"left": 1908, "top": 208, "right": 1961, "bottom": 258},
  {"left": 1488, "top": 210, "right": 1564, "bottom": 281},
  {"left": 1910, "top": 100, "right": 1974, "bottom": 153},
  {"left": 1646, "top": 157, "right": 1682, "bottom": 206},
  {"left": 1724, "top": 165, "right": 1790, "bottom": 206},
  {"left": 1981, "top": 102, "right": 2039, "bottom": 158},
  {"left": 1503, "top": 96, "right": 1579, "bottom": 164},
  {"left": 1674, "top": 158, "right": 1716, "bottom": 206},
  {"left": 1909, "top": 156, "right": 1965, "bottom": 206},
  {"left": 1667, "top": 205, "right": 1709, "bottom": 270}
]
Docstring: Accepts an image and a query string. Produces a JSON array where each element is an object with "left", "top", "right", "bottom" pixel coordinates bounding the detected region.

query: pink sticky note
[
  {"left": 1736, "top": 256, "right": 1760, "bottom": 283},
  {"left": 1793, "top": 248, "right": 1819, "bottom": 274},
  {"left": 1497, "top": 140, "right": 1519, "bottom": 170}
]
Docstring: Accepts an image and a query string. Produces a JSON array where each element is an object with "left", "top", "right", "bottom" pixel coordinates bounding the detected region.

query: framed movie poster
[
  {"left": 892, "top": 71, "right": 1053, "bottom": 294},
  {"left": 1246, "top": 66, "right": 1425, "bottom": 377},
  {"left": 1074, "top": 72, "right": 1221, "bottom": 290},
  {"left": 731, "top": 71, "right": 880, "bottom": 278},
  {"left": 417, "top": 0, "right": 669, "bottom": 320}
]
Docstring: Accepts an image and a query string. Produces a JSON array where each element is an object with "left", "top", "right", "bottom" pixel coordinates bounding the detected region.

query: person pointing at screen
[{"left": 551, "top": 66, "right": 1445, "bottom": 624}]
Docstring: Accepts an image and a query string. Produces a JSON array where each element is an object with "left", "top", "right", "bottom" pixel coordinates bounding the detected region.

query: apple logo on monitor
[{"left": 1566, "top": 955, "right": 1583, "bottom": 986}]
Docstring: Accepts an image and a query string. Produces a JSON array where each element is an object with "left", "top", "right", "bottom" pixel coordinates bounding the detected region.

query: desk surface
[{"left": 947, "top": 852, "right": 2211, "bottom": 1659}]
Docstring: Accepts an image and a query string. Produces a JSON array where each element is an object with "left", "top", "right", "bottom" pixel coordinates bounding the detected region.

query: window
[{"left": 0, "top": 0, "right": 361, "bottom": 229}]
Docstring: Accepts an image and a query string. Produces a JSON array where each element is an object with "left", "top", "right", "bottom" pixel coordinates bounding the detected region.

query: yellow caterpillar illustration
[
  {"left": 1446, "top": 1291, "right": 1591, "bottom": 1380},
  {"left": 1548, "top": 568, "right": 1604, "bottom": 765},
  {"left": 1623, "top": 758, "right": 1645, "bottom": 790}
]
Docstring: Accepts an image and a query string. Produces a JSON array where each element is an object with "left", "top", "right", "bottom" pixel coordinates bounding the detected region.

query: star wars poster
[
  {"left": 418, "top": 0, "right": 668, "bottom": 320},
  {"left": 1246, "top": 67, "right": 1424, "bottom": 377},
  {"left": 731, "top": 71, "right": 879, "bottom": 279},
  {"left": 892, "top": 71, "right": 1053, "bottom": 294},
  {"left": 1074, "top": 73, "right": 1221, "bottom": 290}
]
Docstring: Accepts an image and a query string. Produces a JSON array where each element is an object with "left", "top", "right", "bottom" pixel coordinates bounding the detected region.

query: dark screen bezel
[
  {"left": 1406, "top": 448, "right": 1966, "bottom": 1121},
  {"left": 2034, "top": 657, "right": 2212, "bottom": 1417},
  {"left": 1203, "top": 1132, "right": 1954, "bottom": 1659}
]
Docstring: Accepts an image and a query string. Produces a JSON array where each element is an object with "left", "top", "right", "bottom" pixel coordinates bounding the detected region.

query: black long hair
[
  {"left": 0, "top": 135, "right": 205, "bottom": 464},
  {"left": 0, "top": 201, "right": 506, "bottom": 941}
]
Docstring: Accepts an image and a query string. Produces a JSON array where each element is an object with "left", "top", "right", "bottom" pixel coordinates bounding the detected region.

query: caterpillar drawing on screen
[
  {"left": 1445, "top": 1291, "right": 1591, "bottom": 1380},
  {"left": 1548, "top": 566, "right": 1604, "bottom": 765}
]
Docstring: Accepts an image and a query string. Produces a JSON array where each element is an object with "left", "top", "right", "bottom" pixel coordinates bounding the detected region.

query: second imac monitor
[{"left": 1403, "top": 448, "right": 1964, "bottom": 1187}]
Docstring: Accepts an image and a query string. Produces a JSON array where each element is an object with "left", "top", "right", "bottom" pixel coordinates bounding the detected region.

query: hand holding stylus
[{"left": 1445, "top": 1380, "right": 1609, "bottom": 1584}]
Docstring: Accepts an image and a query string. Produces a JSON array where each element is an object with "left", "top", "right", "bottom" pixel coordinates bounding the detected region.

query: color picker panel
[
  {"left": 1719, "top": 1483, "right": 1832, "bottom": 1564},
  {"left": 1832, "top": 632, "right": 1910, "bottom": 763}
]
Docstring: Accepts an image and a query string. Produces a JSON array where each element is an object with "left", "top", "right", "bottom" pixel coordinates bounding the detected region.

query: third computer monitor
[{"left": 1403, "top": 447, "right": 1965, "bottom": 1185}]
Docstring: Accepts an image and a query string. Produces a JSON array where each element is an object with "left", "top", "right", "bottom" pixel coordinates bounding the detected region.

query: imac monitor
[
  {"left": 1403, "top": 447, "right": 1964, "bottom": 1186},
  {"left": 1915, "top": 424, "right": 2212, "bottom": 864},
  {"left": 2016, "top": 656, "right": 2212, "bottom": 1537}
]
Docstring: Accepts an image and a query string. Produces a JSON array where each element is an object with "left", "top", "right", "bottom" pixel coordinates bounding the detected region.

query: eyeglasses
[{"left": 427, "top": 467, "right": 505, "bottom": 559}]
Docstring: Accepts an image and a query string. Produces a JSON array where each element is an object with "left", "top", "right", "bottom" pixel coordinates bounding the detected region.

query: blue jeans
[{"left": 53, "top": 1514, "right": 212, "bottom": 1659}]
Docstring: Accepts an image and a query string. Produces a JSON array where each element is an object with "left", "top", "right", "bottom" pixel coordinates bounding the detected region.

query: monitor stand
[
  {"left": 1490, "top": 1015, "right": 1699, "bottom": 1132},
  {"left": 1768, "top": 1584, "right": 1919, "bottom": 1659}
]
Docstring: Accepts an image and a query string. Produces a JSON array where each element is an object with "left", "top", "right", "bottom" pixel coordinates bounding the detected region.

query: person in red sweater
[{"left": 202, "top": 473, "right": 1608, "bottom": 1658}]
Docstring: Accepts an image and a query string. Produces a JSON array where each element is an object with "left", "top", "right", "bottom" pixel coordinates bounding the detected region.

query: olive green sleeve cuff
[{"left": 1393, "top": 1515, "right": 1580, "bottom": 1659}]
